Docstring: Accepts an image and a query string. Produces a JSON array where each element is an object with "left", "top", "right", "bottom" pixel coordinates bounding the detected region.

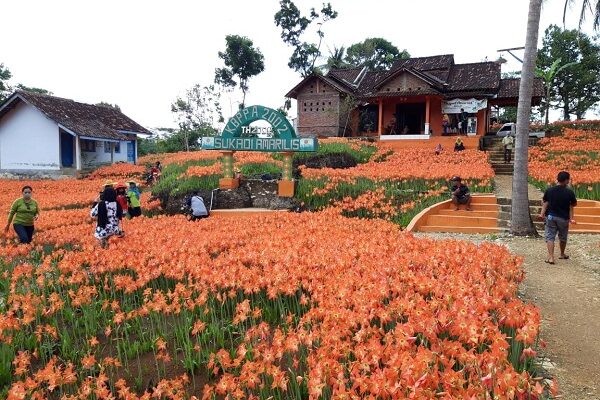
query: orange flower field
[
  {"left": 0, "top": 140, "right": 555, "bottom": 399},
  {"left": 0, "top": 205, "right": 549, "bottom": 399},
  {"left": 529, "top": 129, "right": 600, "bottom": 199}
]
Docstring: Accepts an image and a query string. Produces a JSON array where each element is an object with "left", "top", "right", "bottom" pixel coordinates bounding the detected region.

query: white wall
[
  {"left": 0, "top": 102, "right": 60, "bottom": 170},
  {"left": 80, "top": 140, "right": 131, "bottom": 167}
]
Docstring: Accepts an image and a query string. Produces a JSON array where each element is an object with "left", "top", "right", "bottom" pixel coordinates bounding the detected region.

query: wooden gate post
[
  {"left": 278, "top": 151, "right": 294, "bottom": 197},
  {"left": 219, "top": 151, "right": 239, "bottom": 189}
]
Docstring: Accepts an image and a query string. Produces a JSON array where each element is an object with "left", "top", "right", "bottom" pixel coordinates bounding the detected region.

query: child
[
  {"left": 126, "top": 181, "right": 142, "bottom": 218},
  {"left": 115, "top": 183, "right": 129, "bottom": 221}
]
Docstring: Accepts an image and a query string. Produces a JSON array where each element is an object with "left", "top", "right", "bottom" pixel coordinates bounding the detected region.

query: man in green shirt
[{"left": 4, "top": 186, "right": 40, "bottom": 244}]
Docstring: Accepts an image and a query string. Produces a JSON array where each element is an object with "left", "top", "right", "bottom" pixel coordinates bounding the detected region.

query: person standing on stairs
[
  {"left": 502, "top": 133, "right": 514, "bottom": 163},
  {"left": 539, "top": 171, "right": 577, "bottom": 265},
  {"left": 450, "top": 176, "right": 472, "bottom": 211}
]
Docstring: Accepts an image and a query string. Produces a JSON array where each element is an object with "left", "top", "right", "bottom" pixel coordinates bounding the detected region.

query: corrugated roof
[{"left": 0, "top": 91, "right": 150, "bottom": 141}]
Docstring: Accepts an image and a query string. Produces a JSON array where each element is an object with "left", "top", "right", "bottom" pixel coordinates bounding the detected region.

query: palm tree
[
  {"left": 564, "top": 0, "right": 600, "bottom": 30},
  {"left": 536, "top": 58, "right": 577, "bottom": 126},
  {"left": 320, "top": 46, "right": 350, "bottom": 72},
  {"left": 511, "top": 0, "right": 543, "bottom": 236}
]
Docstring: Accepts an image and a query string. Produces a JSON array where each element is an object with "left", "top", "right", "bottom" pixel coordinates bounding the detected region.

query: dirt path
[{"left": 417, "top": 232, "right": 600, "bottom": 399}]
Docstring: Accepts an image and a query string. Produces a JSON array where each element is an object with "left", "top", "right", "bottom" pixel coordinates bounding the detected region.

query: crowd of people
[{"left": 3, "top": 159, "right": 215, "bottom": 248}]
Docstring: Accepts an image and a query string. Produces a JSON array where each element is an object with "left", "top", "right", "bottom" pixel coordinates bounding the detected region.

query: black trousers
[
  {"left": 13, "top": 224, "right": 34, "bottom": 244},
  {"left": 504, "top": 148, "right": 512, "bottom": 163}
]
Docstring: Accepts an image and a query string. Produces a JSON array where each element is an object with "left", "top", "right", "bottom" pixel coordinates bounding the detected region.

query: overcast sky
[{"left": 2, "top": 0, "right": 597, "bottom": 129}]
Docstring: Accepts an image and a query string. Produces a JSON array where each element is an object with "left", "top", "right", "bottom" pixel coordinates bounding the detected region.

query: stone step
[
  {"left": 210, "top": 209, "right": 289, "bottom": 218},
  {"left": 437, "top": 209, "right": 498, "bottom": 217},
  {"left": 426, "top": 214, "right": 499, "bottom": 228},
  {"left": 418, "top": 225, "right": 502, "bottom": 234}
]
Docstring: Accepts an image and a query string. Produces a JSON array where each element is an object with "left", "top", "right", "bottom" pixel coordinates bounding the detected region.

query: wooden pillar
[
  {"left": 377, "top": 98, "right": 383, "bottom": 136},
  {"left": 75, "top": 136, "right": 81, "bottom": 171},
  {"left": 110, "top": 142, "right": 115, "bottom": 164},
  {"left": 219, "top": 151, "right": 239, "bottom": 189},
  {"left": 424, "top": 96, "right": 431, "bottom": 135}
]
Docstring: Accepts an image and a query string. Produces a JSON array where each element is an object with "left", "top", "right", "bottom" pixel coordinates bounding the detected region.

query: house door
[
  {"left": 396, "top": 103, "right": 426, "bottom": 134},
  {"left": 60, "top": 131, "right": 74, "bottom": 167},
  {"left": 127, "top": 141, "right": 136, "bottom": 162}
]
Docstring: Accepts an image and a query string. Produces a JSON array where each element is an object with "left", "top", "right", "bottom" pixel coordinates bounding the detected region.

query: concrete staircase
[
  {"left": 485, "top": 138, "right": 514, "bottom": 176},
  {"left": 497, "top": 198, "right": 600, "bottom": 234},
  {"left": 407, "top": 195, "right": 501, "bottom": 234}
]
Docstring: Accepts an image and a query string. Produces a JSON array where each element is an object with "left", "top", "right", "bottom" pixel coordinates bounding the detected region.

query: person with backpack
[{"left": 187, "top": 191, "right": 209, "bottom": 221}]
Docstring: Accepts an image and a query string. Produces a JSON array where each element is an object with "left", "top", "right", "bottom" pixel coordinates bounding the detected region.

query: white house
[{"left": 0, "top": 90, "right": 150, "bottom": 174}]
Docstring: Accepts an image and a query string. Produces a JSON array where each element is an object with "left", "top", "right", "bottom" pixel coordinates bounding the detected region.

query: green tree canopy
[
  {"left": 0, "top": 63, "right": 12, "bottom": 102},
  {"left": 274, "top": 0, "right": 338, "bottom": 77},
  {"left": 15, "top": 84, "right": 53, "bottom": 96},
  {"left": 537, "top": 24, "right": 600, "bottom": 120},
  {"left": 95, "top": 101, "right": 120, "bottom": 111},
  {"left": 214, "top": 35, "right": 265, "bottom": 109},
  {"left": 345, "top": 38, "right": 410, "bottom": 71}
]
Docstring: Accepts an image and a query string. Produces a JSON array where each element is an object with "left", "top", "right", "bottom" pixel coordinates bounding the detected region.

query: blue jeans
[{"left": 13, "top": 224, "right": 34, "bottom": 244}]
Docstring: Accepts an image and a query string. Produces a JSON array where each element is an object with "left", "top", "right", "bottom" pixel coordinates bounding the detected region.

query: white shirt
[
  {"left": 502, "top": 135, "right": 514, "bottom": 149},
  {"left": 190, "top": 196, "right": 208, "bottom": 217}
]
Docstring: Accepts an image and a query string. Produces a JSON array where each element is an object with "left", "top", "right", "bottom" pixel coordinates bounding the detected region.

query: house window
[
  {"left": 81, "top": 139, "right": 96, "bottom": 152},
  {"left": 114, "top": 142, "right": 121, "bottom": 153}
]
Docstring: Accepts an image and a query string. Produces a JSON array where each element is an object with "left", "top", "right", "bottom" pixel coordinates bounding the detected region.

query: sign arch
[{"left": 222, "top": 105, "right": 296, "bottom": 139}]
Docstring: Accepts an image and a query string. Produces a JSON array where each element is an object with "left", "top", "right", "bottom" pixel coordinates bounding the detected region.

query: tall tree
[
  {"left": 537, "top": 25, "right": 600, "bottom": 120},
  {"left": 345, "top": 38, "right": 410, "bottom": 71},
  {"left": 95, "top": 102, "right": 121, "bottom": 111},
  {"left": 274, "top": 0, "right": 338, "bottom": 77},
  {"left": 0, "top": 63, "right": 12, "bottom": 102},
  {"left": 511, "top": 0, "right": 542, "bottom": 236},
  {"left": 171, "top": 84, "right": 223, "bottom": 151},
  {"left": 564, "top": 0, "right": 600, "bottom": 30},
  {"left": 214, "top": 35, "right": 265, "bottom": 109}
]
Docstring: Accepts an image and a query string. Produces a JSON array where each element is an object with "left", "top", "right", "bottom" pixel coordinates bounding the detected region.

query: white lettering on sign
[{"left": 241, "top": 126, "right": 274, "bottom": 135}]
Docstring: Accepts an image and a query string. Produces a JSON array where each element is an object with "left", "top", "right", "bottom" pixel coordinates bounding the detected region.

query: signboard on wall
[{"left": 442, "top": 98, "right": 488, "bottom": 114}]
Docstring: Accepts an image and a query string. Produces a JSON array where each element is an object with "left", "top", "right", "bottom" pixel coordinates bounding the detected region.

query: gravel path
[
  {"left": 415, "top": 232, "right": 600, "bottom": 399},
  {"left": 493, "top": 174, "right": 545, "bottom": 200}
]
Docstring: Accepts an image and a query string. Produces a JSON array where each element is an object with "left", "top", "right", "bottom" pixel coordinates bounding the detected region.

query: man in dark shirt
[
  {"left": 539, "top": 171, "right": 577, "bottom": 264},
  {"left": 450, "top": 176, "right": 472, "bottom": 211},
  {"left": 460, "top": 108, "right": 469, "bottom": 134}
]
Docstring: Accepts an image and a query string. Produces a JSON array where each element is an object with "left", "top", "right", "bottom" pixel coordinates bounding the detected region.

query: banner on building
[{"left": 442, "top": 98, "right": 488, "bottom": 114}]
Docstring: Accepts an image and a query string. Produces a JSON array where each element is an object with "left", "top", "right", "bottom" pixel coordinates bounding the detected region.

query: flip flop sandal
[
  {"left": 544, "top": 260, "right": 555, "bottom": 265},
  {"left": 559, "top": 255, "right": 570, "bottom": 259}
]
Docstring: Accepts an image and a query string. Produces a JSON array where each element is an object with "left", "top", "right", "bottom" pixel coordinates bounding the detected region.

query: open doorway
[{"left": 396, "top": 103, "right": 425, "bottom": 134}]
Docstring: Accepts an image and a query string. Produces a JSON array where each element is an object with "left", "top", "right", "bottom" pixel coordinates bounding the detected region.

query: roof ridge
[{"left": 16, "top": 90, "right": 121, "bottom": 113}]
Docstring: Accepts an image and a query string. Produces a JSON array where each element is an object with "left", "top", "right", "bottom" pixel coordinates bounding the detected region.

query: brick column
[
  {"left": 219, "top": 151, "right": 239, "bottom": 189},
  {"left": 278, "top": 151, "right": 295, "bottom": 197}
]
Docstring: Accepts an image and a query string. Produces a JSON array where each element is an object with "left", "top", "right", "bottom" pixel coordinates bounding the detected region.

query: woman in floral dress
[{"left": 91, "top": 186, "right": 124, "bottom": 248}]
